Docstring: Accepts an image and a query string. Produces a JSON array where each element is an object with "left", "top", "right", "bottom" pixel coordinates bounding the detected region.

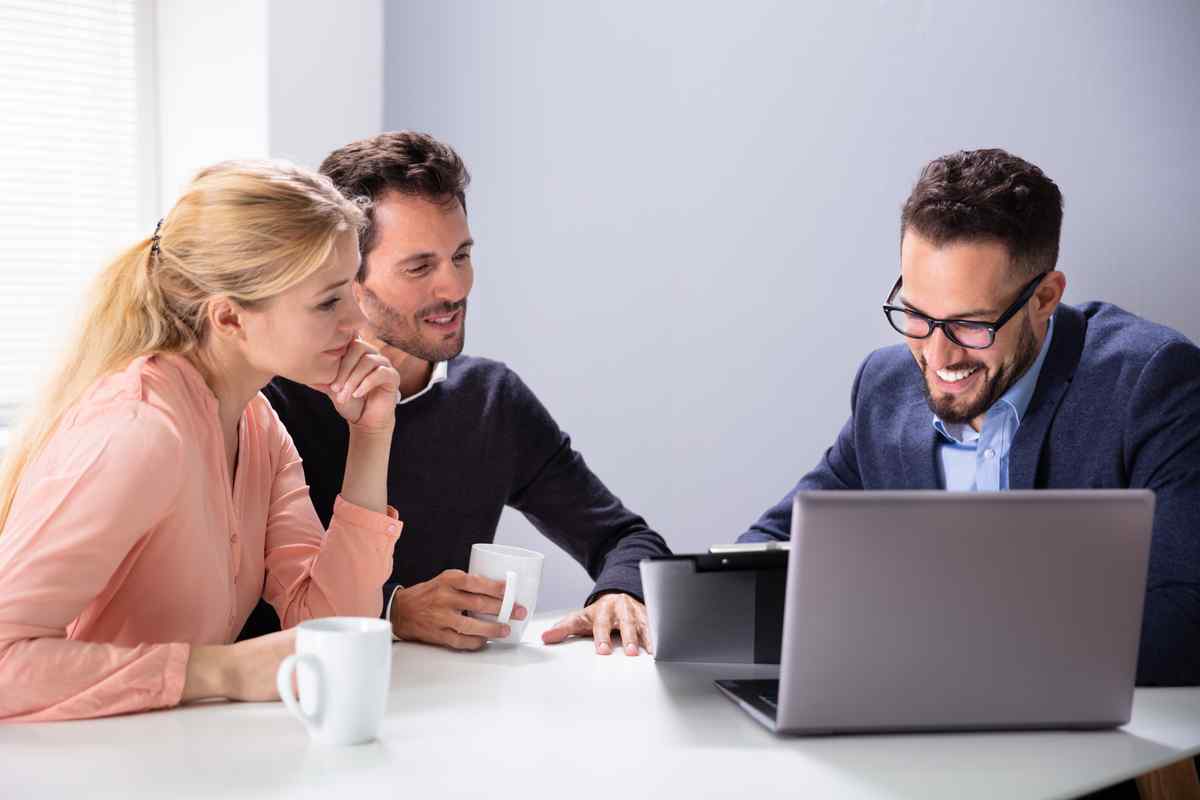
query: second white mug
[
  {"left": 468, "top": 543, "right": 544, "bottom": 644},
  {"left": 275, "top": 616, "right": 392, "bottom": 746}
]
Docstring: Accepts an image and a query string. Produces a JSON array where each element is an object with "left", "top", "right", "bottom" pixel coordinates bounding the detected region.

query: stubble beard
[
  {"left": 919, "top": 316, "right": 1040, "bottom": 425},
  {"left": 359, "top": 283, "right": 467, "bottom": 363}
]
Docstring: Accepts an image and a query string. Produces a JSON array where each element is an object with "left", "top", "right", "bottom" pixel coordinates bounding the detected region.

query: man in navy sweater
[
  {"left": 739, "top": 149, "right": 1199, "bottom": 685},
  {"left": 240, "top": 132, "right": 669, "bottom": 655}
]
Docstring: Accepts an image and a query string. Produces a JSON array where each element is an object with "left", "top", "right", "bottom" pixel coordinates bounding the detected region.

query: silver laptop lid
[{"left": 776, "top": 490, "right": 1154, "bottom": 734}]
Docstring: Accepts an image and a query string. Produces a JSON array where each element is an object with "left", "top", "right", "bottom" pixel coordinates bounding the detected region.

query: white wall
[
  {"left": 156, "top": 0, "right": 382, "bottom": 205},
  {"left": 383, "top": 0, "right": 1200, "bottom": 610},
  {"left": 267, "top": 0, "right": 383, "bottom": 170},
  {"left": 156, "top": 0, "right": 269, "bottom": 204}
]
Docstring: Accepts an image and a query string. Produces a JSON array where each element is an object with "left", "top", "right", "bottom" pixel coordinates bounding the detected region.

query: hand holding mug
[
  {"left": 467, "top": 544, "right": 544, "bottom": 645},
  {"left": 388, "top": 569, "right": 529, "bottom": 651}
]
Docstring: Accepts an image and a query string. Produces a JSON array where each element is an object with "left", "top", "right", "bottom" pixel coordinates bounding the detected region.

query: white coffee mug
[
  {"left": 276, "top": 617, "right": 392, "bottom": 745},
  {"left": 468, "top": 543, "right": 544, "bottom": 644}
]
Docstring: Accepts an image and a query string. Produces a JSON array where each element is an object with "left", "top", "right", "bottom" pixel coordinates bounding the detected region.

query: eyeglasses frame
[{"left": 881, "top": 270, "right": 1050, "bottom": 350}]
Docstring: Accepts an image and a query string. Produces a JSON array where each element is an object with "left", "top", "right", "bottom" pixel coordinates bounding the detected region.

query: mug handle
[
  {"left": 277, "top": 653, "right": 322, "bottom": 731},
  {"left": 497, "top": 570, "right": 518, "bottom": 624}
]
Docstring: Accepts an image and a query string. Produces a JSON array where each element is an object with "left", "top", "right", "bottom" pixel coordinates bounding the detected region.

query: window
[{"left": 0, "top": 0, "right": 155, "bottom": 429}]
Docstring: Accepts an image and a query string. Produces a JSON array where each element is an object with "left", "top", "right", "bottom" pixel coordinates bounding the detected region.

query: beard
[
  {"left": 358, "top": 284, "right": 467, "bottom": 363},
  {"left": 919, "top": 315, "right": 1040, "bottom": 425}
]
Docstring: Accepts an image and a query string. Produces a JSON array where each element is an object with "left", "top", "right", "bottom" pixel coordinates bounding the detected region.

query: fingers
[
  {"left": 446, "top": 587, "right": 510, "bottom": 618},
  {"left": 615, "top": 600, "right": 639, "bottom": 656},
  {"left": 541, "top": 611, "right": 591, "bottom": 645},
  {"left": 443, "top": 609, "right": 511, "bottom": 641},
  {"left": 635, "top": 603, "right": 654, "bottom": 655},
  {"left": 439, "top": 629, "right": 487, "bottom": 651},
  {"left": 445, "top": 571, "right": 528, "bottom": 620},
  {"left": 448, "top": 570, "right": 505, "bottom": 599},
  {"left": 336, "top": 353, "right": 391, "bottom": 404},
  {"left": 329, "top": 339, "right": 369, "bottom": 394},
  {"left": 349, "top": 365, "right": 398, "bottom": 400},
  {"left": 592, "top": 600, "right": 615, "bottom": 655}
]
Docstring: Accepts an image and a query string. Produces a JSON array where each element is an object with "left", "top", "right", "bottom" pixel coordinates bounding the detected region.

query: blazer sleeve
[
  {"left": 504, "top": 371, "right": 670, "bottom": 604},
  {"left": 738, "top": 353, "right": 870, "bottom": 543},
  {"left": 1125, "top": 339, "right": 1200, "bottom": 686},
  {"left": 0, "top": 402, "right": 189, "bottom": 722},
  {"left": 260, "top": 412, "right": 402, "bottom": 628}
]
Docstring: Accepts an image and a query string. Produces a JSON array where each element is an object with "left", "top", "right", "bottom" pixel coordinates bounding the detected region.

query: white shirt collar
[{"left": 396, "top": 360, "right": 448, "bottom": 405}]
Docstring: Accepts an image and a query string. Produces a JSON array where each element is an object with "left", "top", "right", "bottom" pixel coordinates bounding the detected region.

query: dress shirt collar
[
  {"left": 396, "top": 360, "right": 448, "bottom": 406},
  {"left": 933, "top": 314, "right": 1055, "bottom": 443}
]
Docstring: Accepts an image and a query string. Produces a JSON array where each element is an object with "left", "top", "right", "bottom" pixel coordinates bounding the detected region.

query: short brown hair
[
  {"left": 901, "top": 148, "right": 1063, "bottom": 277},
  {"left": 319, "top": 131, "right": 471, "bottom": 272}
]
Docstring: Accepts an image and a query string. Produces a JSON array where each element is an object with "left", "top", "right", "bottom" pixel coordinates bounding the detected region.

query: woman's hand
[
  {"left": 182, "top": 629, "right": 297, "bottom": 703},
  {"left": 310, "top": 338, "right": 400, "bottom": 435}
]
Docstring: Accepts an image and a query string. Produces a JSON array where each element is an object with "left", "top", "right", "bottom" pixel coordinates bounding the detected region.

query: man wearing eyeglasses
[{"left": 738, "top": 148, "right": 1200, "bottom": 686}]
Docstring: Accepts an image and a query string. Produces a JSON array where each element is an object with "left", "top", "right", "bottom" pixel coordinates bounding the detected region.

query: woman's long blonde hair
[{"left": 0, "top": 159, "right": 365, "bottom": 532}]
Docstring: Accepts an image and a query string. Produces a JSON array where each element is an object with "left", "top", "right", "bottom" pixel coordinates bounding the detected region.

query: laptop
[{"left": 716, "top": 490, "right": 1154, "bottom": 735}]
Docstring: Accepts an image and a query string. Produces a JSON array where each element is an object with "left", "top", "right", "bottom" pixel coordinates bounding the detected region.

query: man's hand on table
[
  {"left": 542, "top": 593, "right": 652, "bottom": 656},
  {"left": 389, "top": 569, "right": 527, "bottom": 651}
]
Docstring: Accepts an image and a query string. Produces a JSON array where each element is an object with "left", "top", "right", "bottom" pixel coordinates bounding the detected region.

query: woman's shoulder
[
  {"left": 33, "top": 356, "right": 188, "bottom": 481},
  {"left": 59, "top": 352, "right": 216, "bottom": 457}
]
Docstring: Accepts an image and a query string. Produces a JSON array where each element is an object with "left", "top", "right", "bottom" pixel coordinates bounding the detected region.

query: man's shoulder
[
  {"left": 1077, "top": 302, "right": 1197, "bottom": 367},
  {"left": 446, "top": 354, "right": 541, "bottom": 404},
  {"left": 855, "top": 343, "right": 923, "bottom": 397},
  {"left": 445, "top": 354, "right": 515, "bottom": 388}
]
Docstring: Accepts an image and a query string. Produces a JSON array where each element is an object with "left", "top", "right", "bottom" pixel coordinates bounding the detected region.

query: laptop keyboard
[{"left": 716, "top": 679, "right": 782, "bottom": 721}]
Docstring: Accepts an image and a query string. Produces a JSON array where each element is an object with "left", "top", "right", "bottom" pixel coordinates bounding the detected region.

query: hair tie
[{"left": 150, "top": 218, "right": 164, "bottom": 255}]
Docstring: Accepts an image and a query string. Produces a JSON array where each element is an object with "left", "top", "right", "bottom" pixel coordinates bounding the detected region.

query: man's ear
[
  {"left": 207, "top": 296, "right": 246, "bottom": 342},
  {"left": 1032, "top": 270, "right": 1067, "bottom": 323}
]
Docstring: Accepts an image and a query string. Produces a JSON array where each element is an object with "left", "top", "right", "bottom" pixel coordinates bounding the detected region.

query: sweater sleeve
[
  {"left": 504, "top": 370, "right": 670, "bottom": 604},
  {"left": 0, "top": 402, "right": 189, "bottom": 722},
  {"left": 260, "top": 411, "right": 401, "bottom": 628}
]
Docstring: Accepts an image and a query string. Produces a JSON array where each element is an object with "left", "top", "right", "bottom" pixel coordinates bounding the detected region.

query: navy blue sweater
[
  {"left": 238, "top": 355, "right": 669, "bottom": 639},
  {"left": 739, "top": 303, "right": 1200, "bottom": 686}
]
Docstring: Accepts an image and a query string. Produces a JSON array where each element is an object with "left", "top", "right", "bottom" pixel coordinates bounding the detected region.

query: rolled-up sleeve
[{"left": 261, "top": 418, "right": 401, "bottom": 629}]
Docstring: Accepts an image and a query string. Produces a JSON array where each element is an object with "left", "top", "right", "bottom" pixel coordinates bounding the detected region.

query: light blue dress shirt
[{"left": 934, "top": 317, "right": 1055, "bottom": 491}]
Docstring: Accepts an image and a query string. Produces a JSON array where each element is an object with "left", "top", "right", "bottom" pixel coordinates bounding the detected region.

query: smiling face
[
  {"left": 236, "top": 229, "right": 367, "bottom": 386},
  {"left": 898, "top": 229, "right": 1063, "bottom": 430},
  {"left": 353, "top": 191, "right": 474, "bottom": 365}
]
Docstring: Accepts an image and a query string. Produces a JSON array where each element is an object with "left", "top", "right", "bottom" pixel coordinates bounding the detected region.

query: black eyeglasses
[{"left": 882, "top": 271, "right": 1049, "bottom": 350}]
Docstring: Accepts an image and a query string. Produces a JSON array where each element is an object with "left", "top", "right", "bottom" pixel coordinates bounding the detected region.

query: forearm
[
  {"left": 586, "top": 527, "right": 671, "bottom": 603},
  {"left": 339, "top": 427, "right": 394, "bottom": 514},
  {"left": 0, "top": 637, "right": 188, "bottom": 722},
  {"left": 182, "top": 644, "right": 229, "bottom": 701}
]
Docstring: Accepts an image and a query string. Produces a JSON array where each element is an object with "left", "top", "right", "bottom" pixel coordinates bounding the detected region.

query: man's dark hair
[
  {"left": 901, "top": 148, "right": 1064, "bottom": 277},
  {"left": 319, "top": 131, "right": 471, "bottom": 274}
]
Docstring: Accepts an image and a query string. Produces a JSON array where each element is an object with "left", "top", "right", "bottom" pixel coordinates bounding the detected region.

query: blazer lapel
[
  {"left": 898, "top": 398, "right": 942, "bottom": 489},
  {"left": 1009, "top": 306, "right": 1086, "bottom": 489}
]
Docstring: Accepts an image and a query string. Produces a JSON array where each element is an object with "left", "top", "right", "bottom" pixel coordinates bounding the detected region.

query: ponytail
[{"left": 0, "top": 159, "right": 363, "bottom": 535}]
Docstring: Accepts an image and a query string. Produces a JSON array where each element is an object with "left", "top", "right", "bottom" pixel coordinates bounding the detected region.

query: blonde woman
[{"left": 0, "top": 161, "right": 403, "bottom": 722}]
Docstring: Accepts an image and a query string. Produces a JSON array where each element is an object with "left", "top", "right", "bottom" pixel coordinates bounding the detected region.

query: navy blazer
[{"left": 739, "top": 302, "right": 1200, "bottom": 686}]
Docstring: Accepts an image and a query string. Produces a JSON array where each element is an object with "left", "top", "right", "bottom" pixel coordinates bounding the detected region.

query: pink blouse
[{"left": 0, "top": 353, "right": 401, "bottom": 722}]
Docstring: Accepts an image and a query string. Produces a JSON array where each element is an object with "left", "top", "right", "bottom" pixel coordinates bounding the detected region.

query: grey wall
[{"left": 384, "top": 1, "right": 1200, "bottom": 612}]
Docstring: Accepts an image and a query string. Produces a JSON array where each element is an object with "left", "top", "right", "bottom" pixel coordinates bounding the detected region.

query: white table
[{"left": 3, "top": 614, "right": 1198, "bottom": 800}]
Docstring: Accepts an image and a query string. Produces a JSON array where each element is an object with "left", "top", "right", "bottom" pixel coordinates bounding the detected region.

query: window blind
[{"left": 0, "top": 0, "right": 146, "bottom": 418}]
